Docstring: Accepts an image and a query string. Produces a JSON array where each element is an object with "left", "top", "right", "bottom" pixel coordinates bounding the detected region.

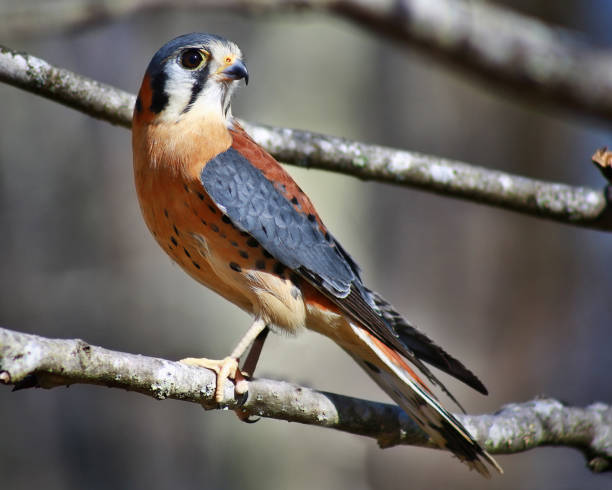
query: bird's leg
[
  {"left": 181, "top": 317, "right": 268, "bottom": 403},
  {"left": 233, "top": 326, "right": 270, "bottom": 423},
  {"left": 241, "top": 326, "right": 270, "bottom": 377}
]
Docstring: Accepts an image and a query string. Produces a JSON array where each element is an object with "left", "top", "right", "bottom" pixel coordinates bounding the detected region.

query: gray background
[{"left": 1, "top": 2, "right": 611, "bottom": 489}]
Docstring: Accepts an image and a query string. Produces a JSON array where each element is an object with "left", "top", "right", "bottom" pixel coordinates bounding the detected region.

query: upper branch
[
  {"left": 328, "top": 0, "right": 612, "bottom": 123},
  {"left": 1, "top": 45, "right": 611, "bottom": 231},
  {"left": 3, "top": 1, "right": 612, "bottom": 123},
  {"left": 0, "top": 326, "right": 611, "bottom": 473}
]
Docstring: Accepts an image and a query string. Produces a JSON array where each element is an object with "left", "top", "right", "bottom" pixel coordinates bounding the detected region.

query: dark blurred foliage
[{"left": 1, "top": 2, "right": 611, "bottom": 489}]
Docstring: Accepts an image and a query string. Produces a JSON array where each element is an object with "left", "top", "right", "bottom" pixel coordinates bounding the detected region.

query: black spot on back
[
  {"left": 246, "top": 237, "right": 259, "bottom": 248},
  {"left": 170, "top": 236, "right": 178, "bottom": 246},
  {"left": 290, "top": 197, "right": 298, "bottom": 205},
  {"left": 230, "top": 262, "right": 242, "bottom": 272},
  {"left": 210, "top": 224, "right": 219, "bottom": 233},
  {"left": 255, "top": 259, "right": 266, "bottom": 270}
]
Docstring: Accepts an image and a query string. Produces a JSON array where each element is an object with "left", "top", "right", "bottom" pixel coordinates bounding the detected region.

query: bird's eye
[{"left": 180, "top": 49, "right": 206, "bottom": 70}]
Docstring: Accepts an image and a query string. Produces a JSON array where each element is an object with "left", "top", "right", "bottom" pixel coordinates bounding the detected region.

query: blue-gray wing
[
  {"left": 200, "top": 147, "right": 487, "bottom": 396},
  {"left": 200, "top": 147, "right": 357, "bottom": 297}
]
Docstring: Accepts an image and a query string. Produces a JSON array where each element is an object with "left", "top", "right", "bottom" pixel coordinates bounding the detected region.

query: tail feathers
[
  {"left": 366, "top": 288, "right": 488, "bottom": 395},
  {"left": 349, "top": 323, "right": 502, "bottom": 478}
]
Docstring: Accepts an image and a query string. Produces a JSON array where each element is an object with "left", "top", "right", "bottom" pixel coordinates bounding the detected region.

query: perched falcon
[{"left": 132, "top": 33, "right": 502, "bottom": 477}]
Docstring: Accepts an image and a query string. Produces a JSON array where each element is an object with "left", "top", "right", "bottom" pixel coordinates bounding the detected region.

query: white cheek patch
[
  {"left": 157, "top": 62, "right": 195, "bottom": 122},
  {"left": 187, "top": 82, "right": 225, "bottom": 121}
]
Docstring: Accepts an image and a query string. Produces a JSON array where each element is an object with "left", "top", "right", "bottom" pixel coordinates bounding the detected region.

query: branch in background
[
  {"left": 0, "top": 327, "right": 610, "bottom": 472},
  {"left": 241, "top": 121, "right": 612, "bottom": 230},
  {"left": 0, "top": 45, "right": 610, "bottom": 231},
  {"left": 329, "top": 0, "right": 612, "bottom": 124},
  {"left": 3, "top": 0, "right": 612, "bottom": 124}
]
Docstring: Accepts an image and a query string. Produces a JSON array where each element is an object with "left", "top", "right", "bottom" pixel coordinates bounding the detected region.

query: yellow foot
[{"left": 180, "top": 356, "right": 249, "bottom": 402}]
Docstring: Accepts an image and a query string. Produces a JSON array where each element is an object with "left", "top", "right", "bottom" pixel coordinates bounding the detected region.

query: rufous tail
[{"left": 347, "top": 323, "right": 502, "bottom": 478}]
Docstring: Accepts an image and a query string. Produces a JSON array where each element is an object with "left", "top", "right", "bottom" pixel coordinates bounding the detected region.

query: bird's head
[{"left": 134, "top": 33, "right": 248, "bottom": 126}]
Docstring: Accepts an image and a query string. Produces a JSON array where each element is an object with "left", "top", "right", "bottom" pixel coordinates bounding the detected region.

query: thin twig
[
  {"left": 0, "top": 45, "right": 610, "bottom": 230},
  {"left": 0, "top": 326, "right": 611, "bottom": 472}
]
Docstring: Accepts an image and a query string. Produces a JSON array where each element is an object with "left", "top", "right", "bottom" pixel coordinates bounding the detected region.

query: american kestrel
[{"left": 132, "top": 33, "right": 501, "bottom": 477}]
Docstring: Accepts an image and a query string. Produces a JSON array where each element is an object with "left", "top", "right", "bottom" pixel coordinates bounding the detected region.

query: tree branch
[
  {"left": 0, "top": 46, "right": 612, "bottom": 230},
  {"left": 1, "top": 45, "right": 610, "bottom": 231},
  {"left": 0, "top": 326, "right": 610, "bottom": 472},
  {"left": 328, "top": 0, "right": 612, "bottom": 124},
  {"left": 3, "top": 1, "right": 612, "bottom": 124}
]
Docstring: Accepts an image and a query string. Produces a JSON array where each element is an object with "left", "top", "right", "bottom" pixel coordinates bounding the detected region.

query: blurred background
[{"left": 1, "top": 1, "right": 611, "bottom": 489}]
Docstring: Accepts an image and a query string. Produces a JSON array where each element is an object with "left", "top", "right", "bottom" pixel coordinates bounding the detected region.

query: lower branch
[{"left": 1, "top": 327, "right": 610, "bottom": 472}]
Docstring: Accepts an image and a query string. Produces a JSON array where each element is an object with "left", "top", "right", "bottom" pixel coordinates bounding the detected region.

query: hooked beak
[{"left": 220, "top": 59, "right": 249, "bottom": 85}]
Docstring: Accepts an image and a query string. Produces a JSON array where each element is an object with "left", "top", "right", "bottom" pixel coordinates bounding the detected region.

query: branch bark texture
[
  {"left": 1, "top": 45, "right": 610, "bottom": 231},
  {"left": 0, "top": 327, "right": 610, "bottom": 472},
  {"left": 0, "top": 46, "right": 133, "bottom": 126}
]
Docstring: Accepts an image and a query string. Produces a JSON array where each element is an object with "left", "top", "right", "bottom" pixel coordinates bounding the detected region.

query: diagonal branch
[
  {"left": 1, "top": 326, "right": 611, "bottom": 473},
  {"left": 1, "top": 45, "right": 611, "bottom": 231}
]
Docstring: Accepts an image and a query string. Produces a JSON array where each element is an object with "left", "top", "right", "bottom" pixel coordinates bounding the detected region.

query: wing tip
[
  {"left": 465, "top": 450, "right": 504, "bottom": 479},
  {"left": 440, "top": 418, "right": 503, "bottom": 478}
]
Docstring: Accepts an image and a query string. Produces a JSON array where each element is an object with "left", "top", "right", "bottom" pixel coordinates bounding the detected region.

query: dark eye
[{"left": 180, "top": 49, "right": 204, "bottom": 69}]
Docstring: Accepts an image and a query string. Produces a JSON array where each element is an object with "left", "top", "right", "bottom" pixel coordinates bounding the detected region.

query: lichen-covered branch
[
  {"left": 1, "top": 327, "right": 611, "bottom": 472},
  {"left": 0, "top": 45, "right": 133, "bottom": 126},
  {"left": 1, "top": 45, "right": 611, "bottom": 230},
  {"left": 3, "top": 0, "right": 612, "bottom": 123}
]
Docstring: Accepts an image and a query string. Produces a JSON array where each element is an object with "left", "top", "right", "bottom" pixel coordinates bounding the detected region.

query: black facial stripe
[
  {"left": 182, "top": 65, "right": 210, "bottom": 114},
  {"left": 149, "top": 69, "right": 169, "bottom": 114}
]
